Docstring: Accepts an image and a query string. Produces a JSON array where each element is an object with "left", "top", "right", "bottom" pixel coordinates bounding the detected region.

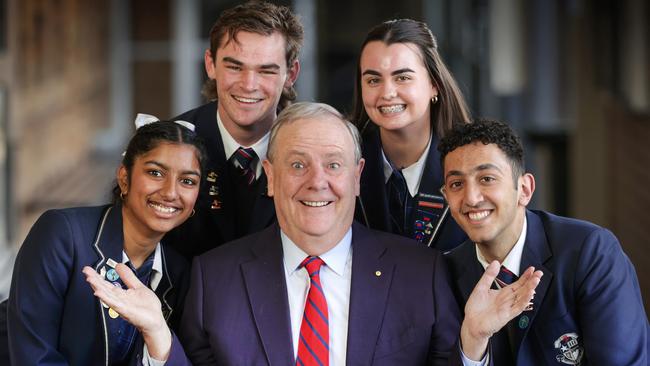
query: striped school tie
[
  {"left": 296, "top": 256, "right": 329, "bottom": 366},
  {"left": 231, "top": 147, "right": 257, "bottom": 185}
]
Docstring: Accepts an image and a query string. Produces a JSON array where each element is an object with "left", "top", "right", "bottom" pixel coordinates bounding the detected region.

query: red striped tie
[{"left": 296, "top": 256, "right": 329, "bottom": 366}]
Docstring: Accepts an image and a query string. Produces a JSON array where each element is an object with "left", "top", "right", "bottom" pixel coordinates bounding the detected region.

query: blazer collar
[
  {"left": 345, "top": 222, "right": 395, "bottom": 365},
  {"left": 240, "top": 224, "right": 295, "bottom": 365},
  {"left": 91, "top": 204, "right": 124, "bottom": 270}
]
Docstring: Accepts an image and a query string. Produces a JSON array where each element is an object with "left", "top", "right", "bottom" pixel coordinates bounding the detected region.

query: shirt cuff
[
  {"left": 142, "top": 344, "right": 167, "bottom": 366},
  {"left": 460, "top": 343, "right": 489, "bottom": 366}
]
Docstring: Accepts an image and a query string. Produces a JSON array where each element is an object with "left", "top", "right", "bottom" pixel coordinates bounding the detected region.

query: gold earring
[
  {"left": 120, "top": 191, "right": 127, "bottom": 200},
  {"left": 431, "top": 95, "right": 439, "bottom": 104},
  {"left": 190, "top": 209, "right": 195, "bottom": 217}
]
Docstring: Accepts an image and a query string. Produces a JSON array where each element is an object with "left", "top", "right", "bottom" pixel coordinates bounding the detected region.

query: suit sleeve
[
  {"left": 429, "top": 252, "right": 464, "bottom": 366},
  {"left": 7, "top": 210, "right": 75, "bottom": 365},
  {"left": 575, "top": 228, "right": 648, "bottom": 365},
  {"left": 166, "top": 256, "right": 217, "bottom": 365}
]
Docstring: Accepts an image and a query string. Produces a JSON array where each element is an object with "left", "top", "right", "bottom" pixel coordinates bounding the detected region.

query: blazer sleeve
[
  {"left": 575, "top": 227, "right": 648, "bottom": 365},
  {"left": 7, "top": 210, "right": 76, "bottom": 365},
  {"left": 167, "top": 256, "right": 217, "bottom": 366}
]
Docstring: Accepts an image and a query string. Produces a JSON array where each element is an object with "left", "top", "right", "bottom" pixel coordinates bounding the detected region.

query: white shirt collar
[
  {"left": 475, "top": 216, "right": 527, "bottom": 276},
  {"left": 216, "top": 111, "right": 269, "bottom": 178},
  {"left": 381, "top": 135, "right": 432, "bottom": 197},
  {"left": 121, "top": 242, "right": 163, "bottom": 290},
  {"left": 281, "top": 229, "right": 353, "bottom": 278}
]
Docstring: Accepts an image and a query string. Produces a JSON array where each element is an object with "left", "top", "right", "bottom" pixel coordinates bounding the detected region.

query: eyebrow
[
  {"left": 144, "top": 160, "right": 201, "bottom": 177},
  {"left": 361, "top": 68, "right": 416, "bottom": 77},
  {"left": 445, "top": 163, "right": 503, "bottom": 180},
  {"left": 222, "top": 56, "right": 281, "bottom": 71}
]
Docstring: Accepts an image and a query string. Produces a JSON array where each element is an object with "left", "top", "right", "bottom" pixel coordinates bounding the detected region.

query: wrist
[{"left": 460, "top": 320, "right": 490, "bottom": 361}]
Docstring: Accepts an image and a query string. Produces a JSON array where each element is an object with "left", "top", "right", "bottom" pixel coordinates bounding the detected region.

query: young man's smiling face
[{"left": 443, "top": 142, "right": 533, "bottom": 253}]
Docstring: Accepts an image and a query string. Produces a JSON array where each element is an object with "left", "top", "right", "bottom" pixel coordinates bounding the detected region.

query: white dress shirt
[
  {"left": 281, "top": 229, "right": 353, "bottom": 366},
  {"left": 381, "top": 134, "right": 433, "bottom": 197},
  {"left": 216, "top": 111, "right": 269, "bottom": 179}
]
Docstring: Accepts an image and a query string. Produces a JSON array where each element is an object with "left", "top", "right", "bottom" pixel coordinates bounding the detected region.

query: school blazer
[{"left": 7, "top": 204, "right": 190, "bottom": 366}]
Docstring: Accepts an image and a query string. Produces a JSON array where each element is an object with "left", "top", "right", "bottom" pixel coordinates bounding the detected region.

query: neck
[
  {"left": 379, "top": 123, "right": 431, "bottom": 169},
  {"left": 121, "top": 207, "right": 161, "bottom": 268},
  {"left": 287, "top": 231, "right": 347, "bottom": 257}
]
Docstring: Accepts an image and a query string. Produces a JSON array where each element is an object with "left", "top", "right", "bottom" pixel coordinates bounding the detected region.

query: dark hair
[
  {"left": 202, "top": 0, "right": 304, "bottom": 109},
  {"left": 112, "top": 121, "right": 208, "bottom": 203},
  {"left": 350, "top": 19, "right": 470, "bottom": 138},
  {"left": 438, "top": 118, "right": 525, "bottom": 182}
]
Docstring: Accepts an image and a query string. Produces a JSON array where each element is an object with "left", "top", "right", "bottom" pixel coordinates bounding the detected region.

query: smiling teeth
[
  {"left": 149, "top": 202, "right": 178, "bottom": 214},
  {"left": 302, "top": 201, "right": 329, "bottom": 207},
  {"left": 468, "top": 211, "right": 490, "bottom": 221},
  {"left": 233, "top": 96, "right": 262, "bottom": 103},
  {"left": 379, "top": 105, "right": 405, "bottom": 114}
]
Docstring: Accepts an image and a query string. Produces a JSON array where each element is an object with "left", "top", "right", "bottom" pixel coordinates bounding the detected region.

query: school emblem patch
[{"left": 554, "top": 332, "right": 583, "bottom": 365}]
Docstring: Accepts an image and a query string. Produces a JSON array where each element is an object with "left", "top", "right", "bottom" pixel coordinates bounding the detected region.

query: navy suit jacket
[
  {"left": 166, "top": 222, "right": 464, "bottom": 366},
  {"left": 445, "top": 210, "right": 649, "bottom": 365},
  {"left": 355, "top": 126, "right": 466, "bottom": 252},
  {"left": 7, "top": 205, "right": 190, "bottom": 366},
  {"left": 164, "top": 101, "right": 276, "bottom": 259}
]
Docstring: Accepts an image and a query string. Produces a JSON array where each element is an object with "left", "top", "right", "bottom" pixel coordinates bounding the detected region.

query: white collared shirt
[
  {"left": 282, "top": 229, "right": 353, "bottom": 365},
  {"left": 122, "top": 242, "right": 163, "bottom": 290},
  {"left": 381, "top": 134, "right": 432, "bottom": 197},
  {"left": 216, "top": 111, "right": 269, "bottom": 179},
  {"left": 476, "top": 217, "right": 528, "bottom": 277}
]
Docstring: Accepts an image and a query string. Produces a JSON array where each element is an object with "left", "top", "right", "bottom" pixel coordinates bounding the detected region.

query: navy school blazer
[{"left": 7, "top": 204, "right": 190, "bottom": 365}]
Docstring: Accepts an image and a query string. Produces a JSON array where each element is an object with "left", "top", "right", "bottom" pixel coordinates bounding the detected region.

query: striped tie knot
[
  {"left": 495, "top": 265, "right": 518, "bottom": 288},
  {"left": 231, "top": 147, "right": 257, "bottom": 185},
  {"left": 296, "top": 256, "right": 329, "bottom": 366}
]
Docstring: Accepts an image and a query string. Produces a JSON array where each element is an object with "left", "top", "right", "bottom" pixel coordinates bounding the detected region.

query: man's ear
[
  {"left": 204, "top": 49, "right": 217, "bottom": 79},
  {"left": 518, "top": 173, "right": 535, "bottom": 207},
  {"left": 284, "top": 59, "right": 300, "bottom": 89},
  {"left": 262, "top": 159, "right": 274, "bottom": 197}
]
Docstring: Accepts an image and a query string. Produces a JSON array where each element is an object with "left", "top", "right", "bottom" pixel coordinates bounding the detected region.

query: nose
[
  {"left": 306, "top": 165, "right": 328, "bottom": 191},
  {"left": 241, "top": 70, "right": 258, "bottom": 92},
  {"left": 160, "top": 178, "right": 179, "bottom": 200},
  {"left": 463, "top": 182, "right": 484, "bottom": 207},
  {"left": 381, "top": 80, "right": 397, "bottom": 100}
]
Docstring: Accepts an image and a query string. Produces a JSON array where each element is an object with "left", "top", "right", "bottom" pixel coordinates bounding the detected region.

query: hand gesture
[
  {"left": 460, "top": 261, "right": 543, "bottom": 360},
  {"left": 83, "top": 264, "right": 172, "bottom": 360}
]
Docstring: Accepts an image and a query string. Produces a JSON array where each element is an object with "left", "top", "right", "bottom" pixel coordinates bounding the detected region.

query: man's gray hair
[{"left": 267, "top": 102, "right": 362, "bottom": 163}]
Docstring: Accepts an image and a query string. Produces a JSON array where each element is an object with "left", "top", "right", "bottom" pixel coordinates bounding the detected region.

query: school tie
[
  {"left": 387, "top": 169, "right": 408, "bottom": 235},
  {"left": 231, "top": 147, "right": 257, "bottom": 185},
  {"left": 495, "top": 265, "right": 518, "bottom": 288},
  {"left": 492, "top": 265, "right": 519, "bottom": 364},
  {"left": 296, "top": 256, "right": 329, "bottom": 366}
]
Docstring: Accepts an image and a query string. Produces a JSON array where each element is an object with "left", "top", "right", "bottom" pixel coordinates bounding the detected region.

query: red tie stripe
[
  {"left": 296, "top": 256, "right": 329, "bottom": 366},
  {"left": 232, "top": 147, "right": 257, "bottom": 185},
  {"left": 494, "top": 265, "right": 518, "bottom": 288}
]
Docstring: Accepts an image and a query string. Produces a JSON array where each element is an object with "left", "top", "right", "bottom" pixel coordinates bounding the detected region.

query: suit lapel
[
  {"left": 358, "top": 128, "right": 391, "bottom": 231},
  {"left": 452, "top": 241, "right": 485, "bottom": 306},
  {"left": 511, "top": 211, "right": 553, "bottom": 358},
  {"left": 195, "top": 103, "right": 236, "bottom": 242},
  {"left": 241, "top": 225, "right": 294, "bottom": 365},
  {"left": 247, "top": 173, "right": 276, "bottom": 233},
  {"left": 346, "top": 223, "right": 395, "bottom": 364}
]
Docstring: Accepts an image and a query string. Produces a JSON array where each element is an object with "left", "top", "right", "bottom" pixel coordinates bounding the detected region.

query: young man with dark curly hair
[{"left": 440, "top": 118, "right": 648, "bottom": 365}]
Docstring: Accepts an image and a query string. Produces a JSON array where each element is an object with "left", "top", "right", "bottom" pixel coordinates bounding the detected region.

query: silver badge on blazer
[{"left": 554, "top": 332, "right": 583, "bottom": 365}]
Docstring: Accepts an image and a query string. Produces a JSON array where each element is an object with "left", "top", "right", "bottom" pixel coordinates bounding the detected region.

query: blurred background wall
[{"left": 0, "top": 0, "right": 648, "bottom": 311}]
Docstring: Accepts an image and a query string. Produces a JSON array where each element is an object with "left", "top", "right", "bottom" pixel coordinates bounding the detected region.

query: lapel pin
[
  {"left": 106, "top": 258, "right": 118, "bottom": 268},
  {"left": 209, "top": 185, "right": 219, "bottom": 196},
  {"left": 207, "top": 171, "right": 218, "bottom": 182},
  {"left": 108, "top": 308, "right": 120, "bottom": 319},
  {"left": 106, "top": 268, "right": 119, "bottom": 282},
  {"left": 375, "top": 271, "right": 382, "bottom": 277},
  {"left": 99, "top": 266, "right": 107, "bottom": 279},
  {"left": 518, "top": 315, "right": 530, "bottom": 329},
  {"left": 211, "top": 199, "right": 222, "bottom": 210}
]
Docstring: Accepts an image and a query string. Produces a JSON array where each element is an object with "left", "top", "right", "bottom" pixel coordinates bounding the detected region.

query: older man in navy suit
[
  {"left": 440, "top": 119, "right": 649, "bottom": 365},
  {"left": 86, "top": 104, "right": 542, "bottom": 366}
]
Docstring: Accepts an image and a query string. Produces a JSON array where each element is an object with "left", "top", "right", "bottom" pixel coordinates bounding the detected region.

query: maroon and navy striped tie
[
  {"left": 296, "top": 256, "right": 329, "bottom": 366},
  {"left": 232, "top": 147, "right": 257, "bottom": 185},
  {"left": 495, "top": 265, "right": 518, "bottom": 288}
]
